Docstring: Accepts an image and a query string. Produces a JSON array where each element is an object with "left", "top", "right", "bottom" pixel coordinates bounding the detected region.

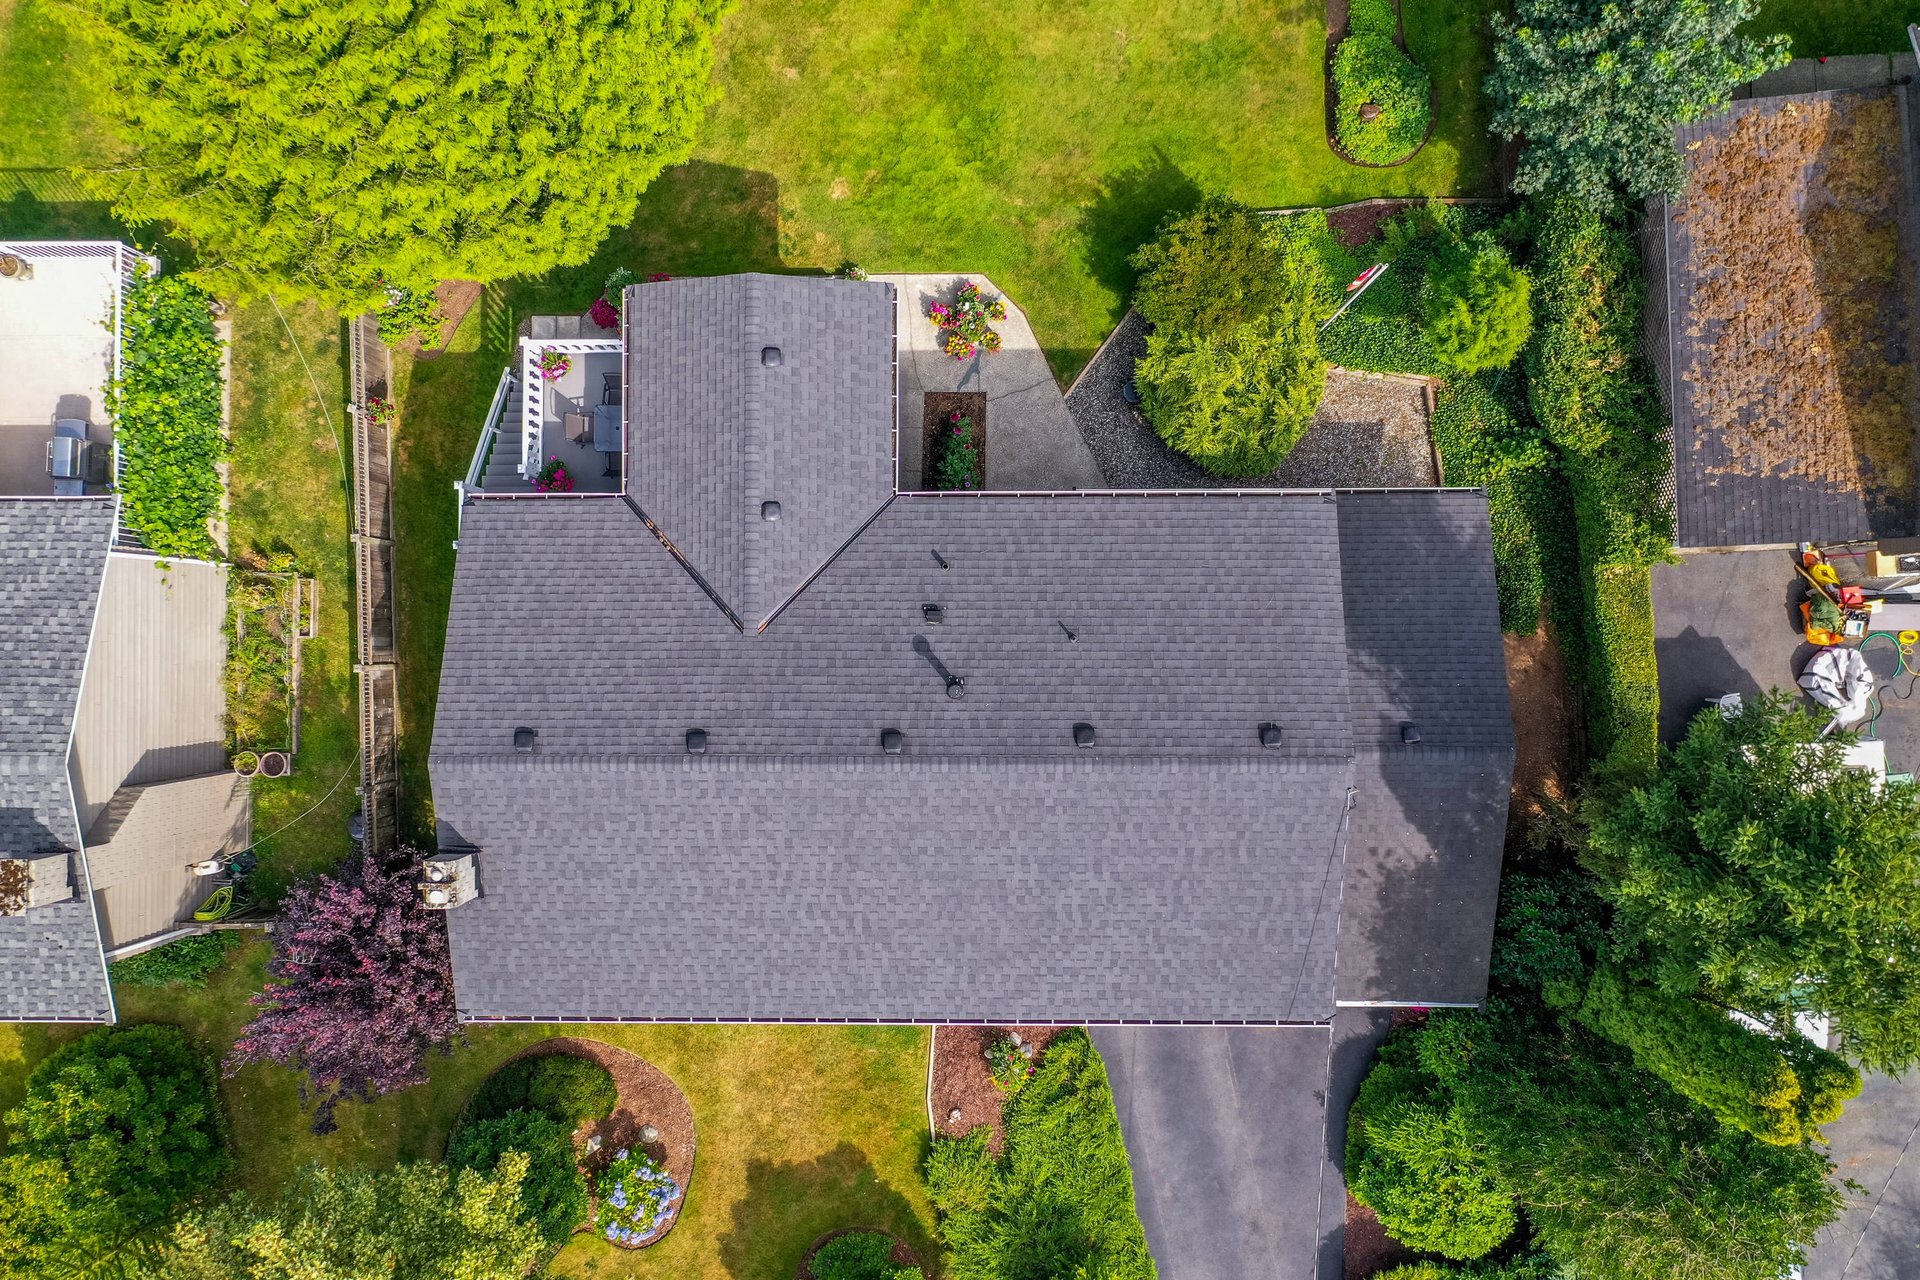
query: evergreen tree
[{"left": 71, "top": 0, "right": 733, "bottom": 306}]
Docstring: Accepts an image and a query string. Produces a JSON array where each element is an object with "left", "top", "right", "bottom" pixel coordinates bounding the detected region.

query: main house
[
  {"left": 431, "top": 273, "right": 1515, "bottom": 1026},
  {"left": 0, "top": 242, "right": 247, "bottom": 1021}
]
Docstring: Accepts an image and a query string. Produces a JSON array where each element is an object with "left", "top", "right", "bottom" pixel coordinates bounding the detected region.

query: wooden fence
[{"left": 348, "top": 314, "right": 400, "bottom": 853}]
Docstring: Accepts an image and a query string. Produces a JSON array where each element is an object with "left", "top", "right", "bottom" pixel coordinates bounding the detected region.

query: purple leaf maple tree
[{"left": 227, "top": 848, "right": 458, "bottom": 1133}]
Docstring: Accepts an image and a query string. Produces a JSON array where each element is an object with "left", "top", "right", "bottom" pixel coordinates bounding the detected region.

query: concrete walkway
[{"left": 878, "top": 274, "right": 1104, "bottom": 491}]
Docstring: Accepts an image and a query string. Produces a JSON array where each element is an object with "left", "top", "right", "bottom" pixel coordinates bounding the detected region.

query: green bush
[
  {"left": 107, "top": 266, "right": 226, "bottom": 560},
  {"left": 811, "top": 1231, "right": 923, "bottom": 1280},
  {"left": 375, "top": 284, "right": 442, "bottom": 348},
  {"left": 1490, "top": 870, "right": 1606, "bottom": 1003},
  {"left": 1333, "top": 19, "right": 1432, "bottom": 166},
  {"left": 925, "top": 1029, "right": 1153, "bottom": 1280},
  {"left": 1423, "top": 243, "right": 1533, "bottom": 374},
  {"left": 467, "top": 1054, "right": 617, "bottom": 1130},
  {"left": 109, "top": 931, "right": 248, "bottom": 988},
  {"left": 1346, "top": 1030, "right": 1518, "bottom": 1260},
  {"left": 1578, "top": 964, "right": 1860, "bottom": 1146},
  {"left": 0, "top": 1025, "right": 227, "bottom": 1277},
  {"left": 1380, "top": 1255, "right": 1571, "bottom": 1280},
  {"left": 1130, "top": 196, "right": 1293, "bottom": 337},
  {"left": 448, "top": 1109, "right": 586, "bottom": 1246},
  {"left": 1137, "top": 301, "right": 1327, "bottom": 478},
  {"left": 1347, "top": 0, "right": 1398, "bottom": 39}
]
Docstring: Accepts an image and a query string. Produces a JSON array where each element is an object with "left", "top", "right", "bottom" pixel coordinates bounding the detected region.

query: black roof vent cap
[
  {"left": 761, "top": 345, "right": 782, "bottom": 367},
  {"left": 512, "top": 727, "right": 537, "bottom": 754},
  {"left": 1073, "top": 721, "right": 1096, "bottom": 749},
  {"left": 922, "top": 602, "right": 944, "bottom": 625},
  {"left": 1258, "top": 722, "right": 1282, "bottom": 748},
  {"left": 686, "top": 728, "right": 709, "bottom": 754},
  {"left": 880, "top": 728, "right": 905, "bottom": 754},
  {"left": 945, "top": 675, "right": 967, "bottom": 700},
  {"left": 761, "top": 500, "right": 781, "bottom": 521},
  {"left": 1401, "top": 722, "right": 1422, "bottom": 745}
]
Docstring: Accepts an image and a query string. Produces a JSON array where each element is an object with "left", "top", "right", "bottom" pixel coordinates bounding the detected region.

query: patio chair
[
  {"left": 603, "top": 371, "right": 621, "bottom": 406},
  {"left": 564, "top": 411, "right": 592, "bottom": 445}
]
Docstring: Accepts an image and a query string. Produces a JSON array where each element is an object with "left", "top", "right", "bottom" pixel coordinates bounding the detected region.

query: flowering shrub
[
  {"left": 835, "top": 260, "right": 869, "bottom": 281},
  {"left": 986, "top": 1033, "right": 1034, "bottom": 1092},
  {"left": 595, "top": 1147, "right": 681, "bottom": 1247},
  {"left": 375, "top": 281, "right": 443, "bottom": 349},
  {"left": 537, "top": 348, "right": 572, "bottom": 381},
  {"left": 533, "top": 457, "right": 574, "bottom": 493},
  {"left": 589, "top": 297, "right": 620, "bottom": 330},
  {"left": 605, "top": 266, "right": 640, "bottom": 298},
  {"left": 362, "top": 395, "right": 396, "bottom": 424},
  {"left": 933, "top": 411, "right": 982, "bottom": 491},
  {"left": 647, "top": 272, "right": 672, "bottom": 283},
  {"left": 928, "top": 281, "right": 1007, "bottom": 360}
]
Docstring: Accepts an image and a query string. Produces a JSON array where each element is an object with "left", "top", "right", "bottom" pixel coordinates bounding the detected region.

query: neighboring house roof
[
  {"left": 624, "top": 274, "right": 897, "bottom": 627},
  {"left": 0, "top": 496, "right": 116, "bottom": 1021},
  {"left": 432, "top": 481, "right": 1513, "bottom": 1021}
]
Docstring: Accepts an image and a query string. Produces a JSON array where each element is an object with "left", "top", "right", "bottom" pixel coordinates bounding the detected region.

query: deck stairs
[{"left": 481, "top": 382, "right": 531, "bottom": 493}]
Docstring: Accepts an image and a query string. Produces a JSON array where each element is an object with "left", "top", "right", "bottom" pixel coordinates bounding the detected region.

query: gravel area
[{"left": 1066, "top": 311, "right": 1438, "bottom": 489}]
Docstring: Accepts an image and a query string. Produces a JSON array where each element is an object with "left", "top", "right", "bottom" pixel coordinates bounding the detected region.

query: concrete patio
[
  {"left": 0, "top": 243, "right": 122, "bottom": 496},
  {"left": 879, "top": 273, "right": 1104, "bottom": 491}
]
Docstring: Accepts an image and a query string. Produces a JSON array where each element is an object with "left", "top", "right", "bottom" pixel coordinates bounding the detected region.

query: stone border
[{"left": 1323, "top": 0, "right": 1437, "bottom": 169}]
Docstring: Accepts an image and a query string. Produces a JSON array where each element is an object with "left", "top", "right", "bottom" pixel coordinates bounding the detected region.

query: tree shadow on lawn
[
  {"left": 1077, "top": 150, "right": 1204, "bottom": 324},
  {"left": 715, "top": 1140, "right": 937, "bottom": 1280}
]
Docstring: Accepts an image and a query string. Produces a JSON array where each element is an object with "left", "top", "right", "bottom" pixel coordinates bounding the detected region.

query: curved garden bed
[
  {"left": 798, "top": 1227, "right": 924, "bottom": 1280},
  {"left": 452, "top": 1037, "right": 696, "bottom": 1251},
  {"left": 930, "top": 1025, "right": 1058, "bottom": 1152},
  {"left": 1323, "top": 0, "right": 1436, "bottom": 169}
]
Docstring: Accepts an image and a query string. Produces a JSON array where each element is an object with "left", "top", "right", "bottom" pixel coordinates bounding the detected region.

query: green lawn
[
  {"left": 0, "top": 939, "right": 939, "bottom": 1279},
  {"left": 225, "top": 301, "right": 362, "bottom": 902},
  {"left": 1747, "top": 0, "right": 1916, "bottom": 56}
]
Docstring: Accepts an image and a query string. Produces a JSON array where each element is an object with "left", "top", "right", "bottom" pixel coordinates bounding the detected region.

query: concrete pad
[
  {"left": 0, "top": 244, "right": 121, "bottom": 495},
  {"left": 1094, "top": 1025, "right": 1340, "bottom": 1280},
  {"left": 1804, "top": 1071, "right": 1920, "bottom": 1280},
  {"left": 1749, "top": 60, "right": 1822, "bottom": 97},
  {"left": 1818, "top": 54, "right": 1896, "bottom": 91},
  {"left": 879, "top": 273, "right": 1104, "bottom": 491}
]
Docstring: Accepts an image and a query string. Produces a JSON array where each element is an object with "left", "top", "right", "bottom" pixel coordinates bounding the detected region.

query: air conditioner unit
[
  {"left": 0, "top": 852, "right": 72, "bottom": 915},
  {"left": 417, "top": 853, "right": 478, "bottom": 910}
]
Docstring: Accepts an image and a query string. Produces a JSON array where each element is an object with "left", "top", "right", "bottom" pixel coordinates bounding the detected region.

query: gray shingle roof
[
  {"left": 0, "top": 497, "right": 116, "bottom": 1021},
  {"left": 434, "top": 488, "right": 1511, "bottom": 1022},
  {"left": 624, "top": 275, "right": 897, "bottom": 626}
]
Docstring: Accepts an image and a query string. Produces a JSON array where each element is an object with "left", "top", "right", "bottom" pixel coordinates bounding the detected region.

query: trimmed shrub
[
  {"left": 1346, "top": 1030, "right": 1517, "bottom": 1260},
  {"left": 1423, "top": 243, "right": 1533, "bottom": 374},
  {"left": 812, "top": 1231, "right": 924, "bottom": 1280},
  {"left": 1130, "top": 196, "right": 1293, "bottom": 337},
  {"left": 108, "top": 266, "right": 225, "bottom": 559},
  {"left": 1136, "top": 302, "right": 1327, "bottom": 479},
  {"left": 468, "top": 1054, "right": 618, "bottom": 1130},
  {"left": 0, "top": 1025, "right": 226, "bottom": 1277},
  {"left": 1333, "top": 1, "right": 1431, "bottom": 165},
  {"left": 925, "top": 1030, "right": 1152, "bottom": 1280},
  {"left": 109, "top": 931, "right": 248, "bottom": 988},
  {"left": 1490, "top": 870, "right": 1606, "bottom": 1005},
  {"left": 449, "top": 1109, "right": 586, "bottom": 1246},
  {"left": 375, "top": 283, "right": 442, "bottom": 348},
  {"left": 1577, "top": 964, "right": 1860, "bottom": 1146}
]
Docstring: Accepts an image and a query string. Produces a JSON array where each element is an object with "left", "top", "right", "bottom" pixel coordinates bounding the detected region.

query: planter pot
[
  {"left": 257, "top": 751, "right": 291, "bottom": 779},
  {"left": 232, "top": 754, "right": 259, "bottom": 778}
]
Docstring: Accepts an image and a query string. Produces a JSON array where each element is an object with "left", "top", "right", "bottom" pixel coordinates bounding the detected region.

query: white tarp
[{"left": 1798, "top": 645, "right": 1874, "bottom": 730}]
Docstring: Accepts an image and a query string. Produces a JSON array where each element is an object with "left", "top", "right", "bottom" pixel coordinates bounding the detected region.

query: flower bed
[
  {"left": 108, "top": 266, "right": 226, "bottom": 558},
  {"left": 225, "top": 566, "right": 298, "bottom": 754},
  {"left": 930, "top": 1025, "right": 1058, "bottom": 1152},
  {"left": 1327, "top": 0, "right": 1432, "bottom": 167},
  {"left": 596, "top": 1146, "right": 683, "bottom": 1248},
  {"left": 927, "top": 280, "right": 1007, "bottom": 360},
  {"left": 920, "top": 391, "right": 986, "bottom": 490},
  {"left": 533, "top": 457, "right": 575, "bottom": 493}
]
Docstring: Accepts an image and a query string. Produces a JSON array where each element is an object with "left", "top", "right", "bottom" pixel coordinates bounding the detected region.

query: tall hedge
[{"left": 107, "top": 267, "right": 226, "bottom": 560}]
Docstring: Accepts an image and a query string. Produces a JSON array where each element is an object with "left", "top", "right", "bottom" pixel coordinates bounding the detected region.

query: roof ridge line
[{"left": 620, "top": 493, "right": 745, "bottom": 633}]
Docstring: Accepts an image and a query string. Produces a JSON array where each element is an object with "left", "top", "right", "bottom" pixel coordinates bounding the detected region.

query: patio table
[{"left": 593, "top": 403, "right": 622, "bottom": 452}]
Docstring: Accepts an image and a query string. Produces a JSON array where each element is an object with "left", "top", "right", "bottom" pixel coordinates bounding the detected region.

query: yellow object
[
  {"left": 1812, "top": 563, "right": 1840, "bottom": 585},
  {"left": 1900, "top": 630, "right": 1918, "bottom": 646}
]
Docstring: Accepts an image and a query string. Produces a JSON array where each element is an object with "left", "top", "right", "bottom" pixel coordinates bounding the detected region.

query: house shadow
[
  {"left": 1076, "top": 151, "right": 1203, "bottom": 320},
  {"left": 713, "top": 1140, "right": 935, "bottom": 1280},
  {"left": 1653, "top": 626, "right": 1765, "bottom": 743}
]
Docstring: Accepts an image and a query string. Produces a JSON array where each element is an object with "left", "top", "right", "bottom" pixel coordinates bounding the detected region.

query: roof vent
[
  {"left": 945, "top": 675, "right": 967, "bottom": 700},
  {"left": 931, "top": 549, "right": 950, "bottom": 571},
  {"left": 922, "top": 603, "right": 945, "bottom": 625},
  {"left": 1401, "top": 722, "right": 1422, "bottom": 745},
  {"left": 1073, "top": 722, "right": 1096, "bottom": 749},
  {"left": 512, "top": 727, "right": 537, "bottom": 754},
  {"left": 1258, "top": 722, "right": 1282, "bottom": 748},
  {"left": 418, "top": 853, "right": 479, "bottom": 910},
  {"left": 761, "top": 500, "right": 781, "bottom": 521},
  {"left": 761, "top": 346, "right": 783, "bottom": 368},
  {"left": 686, "top": 728, "right": 709, "bottom": 754},
  {"left": 880, "top": 728, "right": 905, "bottom": 754}
]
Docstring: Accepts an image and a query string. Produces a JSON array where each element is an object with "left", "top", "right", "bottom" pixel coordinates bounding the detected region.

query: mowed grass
[
  {"left": 0, "top": 936, "right": 937, "bottom": 1279},
  {"left": 225, "top": 300, "right": 361, "bottom": 901},
  {"left": 1747, "top": 0, "right": 1917, "bottom": 56}
]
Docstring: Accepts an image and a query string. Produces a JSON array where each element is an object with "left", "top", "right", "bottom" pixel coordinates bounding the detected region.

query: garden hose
[{"left": 1858, "top": 631, "right": 1920, "bottom": 737}]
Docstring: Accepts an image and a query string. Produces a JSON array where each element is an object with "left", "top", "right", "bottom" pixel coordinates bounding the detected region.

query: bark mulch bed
[
  {"left": 1504, "top": 625, "right": 1579, "bottom": 830},
  {"left": 492, "top": 1037, "right": 697, "bottom": 1249},
  {"left": 921, "top": 390, "right": 986, "bottom": 490},
  {"left": 797, "top": 1228, "right": 923, "bottom": 1279},
  {"left": 405, "top": 279, "right": 483, "bottom": 360},
  {"left": 930, "top": 1025, "right": 1058, "bottom": 1152}
]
